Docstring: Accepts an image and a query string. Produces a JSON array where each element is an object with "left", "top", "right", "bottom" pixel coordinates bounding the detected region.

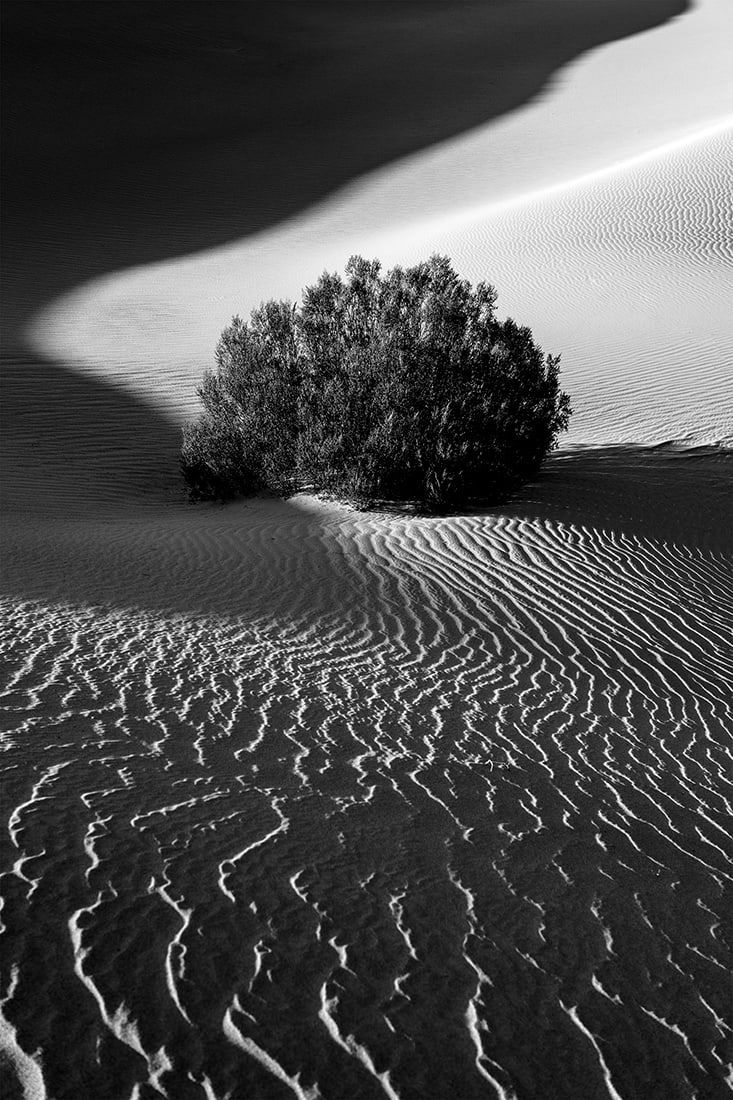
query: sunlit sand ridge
[
  {"left": 2, "top": 0, "right": 733, "bottom": 1098},
  {"left": 30, "top": 121, "right": 733, "bottom": 453},
  {"left": 26, "top": 0, "right": 733, "bottom": 447}
]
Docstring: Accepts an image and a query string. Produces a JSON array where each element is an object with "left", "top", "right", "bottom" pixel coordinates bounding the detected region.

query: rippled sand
[
  {"left": 2, "top": 2, "right": 733, "bottom": 1099},
  {"left": 2, "top": 447, "right": 732, "bottom": 1099}
]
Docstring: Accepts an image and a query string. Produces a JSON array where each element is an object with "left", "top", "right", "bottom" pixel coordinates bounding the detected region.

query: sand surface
[{"left": 1, "top": 2, "right": 732, "bottom": 1099}]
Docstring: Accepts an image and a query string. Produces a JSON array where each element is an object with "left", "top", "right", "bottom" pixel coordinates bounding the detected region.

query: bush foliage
[{"left": 181, "top": 255, "right": 571, "bottom": 510}]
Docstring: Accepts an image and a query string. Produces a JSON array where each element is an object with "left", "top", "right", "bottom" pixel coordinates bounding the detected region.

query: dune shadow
[
  {"left": 2, "top": 1, "right": 687, "bottom": 528},
  {"left": 478, "top": 444, "right": 733, "bottom": 552},
  {"left": 0, "top": 350, "right": 182, "bottom": 515},
  {"left": 3, "top": 1, "right": 688, "bottom": 298}
]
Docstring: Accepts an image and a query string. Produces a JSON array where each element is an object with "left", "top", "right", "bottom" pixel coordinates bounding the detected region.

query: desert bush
[{"left": 181, "top": 255, "right": 571, "bottom": 509}]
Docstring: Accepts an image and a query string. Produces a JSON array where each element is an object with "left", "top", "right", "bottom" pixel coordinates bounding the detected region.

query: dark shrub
[{"left": 181, "top": 255, "right": 571, "bottom": 509}]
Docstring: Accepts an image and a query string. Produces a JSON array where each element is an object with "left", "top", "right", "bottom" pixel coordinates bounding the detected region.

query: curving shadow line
[{"left": 1, "top": 0, "right": 687, "bottom": 517}]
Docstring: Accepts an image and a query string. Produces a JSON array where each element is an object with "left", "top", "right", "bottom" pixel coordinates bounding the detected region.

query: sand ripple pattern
[
  {"left": 399, "top": 126, "right": 733, "bottom": 449},
  {"left": 2, "top": 460, "right": 731, "bottom": 1100}
]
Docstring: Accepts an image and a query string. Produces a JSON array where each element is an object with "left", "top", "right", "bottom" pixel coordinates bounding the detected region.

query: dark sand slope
[
  {"left": 1, "top": 449, "right": 731, "bottom": 1100},
  {"left": 1, "top": 0, "right": 685, "bottom": 509},
  {"left": 3, "top": 0, "right": 688, "bottom": 312}
]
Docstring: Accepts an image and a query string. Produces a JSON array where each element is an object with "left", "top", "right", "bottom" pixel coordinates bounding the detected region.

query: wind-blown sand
[{"left": 2, "top": 2, "right": 732, "bottom": 1099}]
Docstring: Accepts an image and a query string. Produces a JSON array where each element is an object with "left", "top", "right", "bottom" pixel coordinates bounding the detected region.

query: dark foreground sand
[{"left": 2, "top": 446, "right": 731, "bottom": 1100}]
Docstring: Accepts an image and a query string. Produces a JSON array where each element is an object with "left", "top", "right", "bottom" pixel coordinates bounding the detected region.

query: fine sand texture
[{"left": 2, "top": 2, "right": 732, "bottom": 1100}]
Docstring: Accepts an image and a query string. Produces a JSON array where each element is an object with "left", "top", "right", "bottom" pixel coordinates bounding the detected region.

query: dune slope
[{"left": 1, "top": 448, "right": 731, "bottom": 1100}]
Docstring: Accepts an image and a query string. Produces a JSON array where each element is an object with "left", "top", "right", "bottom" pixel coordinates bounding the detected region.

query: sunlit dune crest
[{"left": 27, "top": 121, "right": 733, "bottom": 452}]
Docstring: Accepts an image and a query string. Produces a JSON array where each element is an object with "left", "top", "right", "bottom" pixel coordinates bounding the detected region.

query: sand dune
[
  {"left": 28, "top": 120, "right": 733, "bottom": 454},
  {"left": 2, "top": 447, "right": 731, "bottom": 1099},
  {"left": 2, "top": 0, "right": 690, "bottom": 326},
  {"left": 2, "top": 1, "right": 733, "bottom": 1098},
  {"left": 419, "top": 124, "right": 733, "bottom": 447}
]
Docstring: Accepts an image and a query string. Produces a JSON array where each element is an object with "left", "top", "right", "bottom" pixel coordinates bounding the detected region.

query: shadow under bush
[{"left": 181, "top": 255, "right": 571, "bottom": 511}]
